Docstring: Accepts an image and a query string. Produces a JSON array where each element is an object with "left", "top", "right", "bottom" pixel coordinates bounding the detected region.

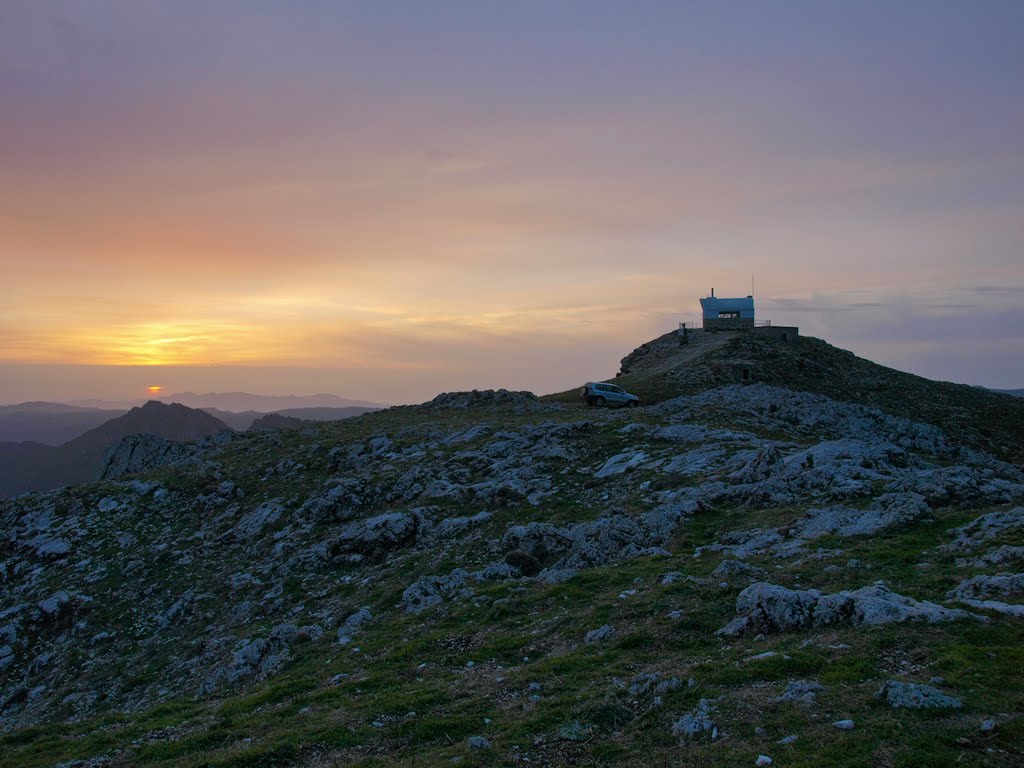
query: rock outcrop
[{"left": 716, "top": 582, "right": 982, "bottom": 637}]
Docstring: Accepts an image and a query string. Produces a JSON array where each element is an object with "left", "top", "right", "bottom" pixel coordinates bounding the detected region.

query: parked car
[{"left": 581, "top": 381, "right": 640, "bottom": 408}]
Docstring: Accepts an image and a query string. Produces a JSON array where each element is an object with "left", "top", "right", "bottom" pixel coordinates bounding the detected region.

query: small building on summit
[{"left": 700, "top": 290, "right": 755, "bottom": 330}]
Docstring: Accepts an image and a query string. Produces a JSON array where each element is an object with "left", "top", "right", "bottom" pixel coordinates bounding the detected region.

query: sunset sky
[{"left": 2, "top": 1, "right": 1023, "bottom": 404}]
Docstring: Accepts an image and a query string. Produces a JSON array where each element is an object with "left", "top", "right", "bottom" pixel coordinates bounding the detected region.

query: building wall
[
  {"left": 703, "top": 317, "right": 755, "bottom": 330},
  {"left": 751, "top": 325, "right": 800, "bottom": 341},
  {"left": 699, "top": 296, "right": 755, "bottom": 321}
]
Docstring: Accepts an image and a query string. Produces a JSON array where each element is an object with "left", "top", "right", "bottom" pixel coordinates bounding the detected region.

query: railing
[{"left": 677, "top": 319, "right": 770, "bottom": 330}]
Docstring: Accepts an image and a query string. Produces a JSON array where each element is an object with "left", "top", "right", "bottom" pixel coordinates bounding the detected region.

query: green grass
[{"left": 2, "top": 376, "right": 1023, "bottom": 768}]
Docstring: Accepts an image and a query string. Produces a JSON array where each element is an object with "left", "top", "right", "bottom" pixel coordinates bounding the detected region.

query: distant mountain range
[
  {"left": 63, "top": 391, "right": 384, "bottom": 412},
  {"left": 0, "top": 401, "right": 228, "bottom": 498},
  {"left": 0, "top": 398, "right": 380, "bottom": 497},
  {"left": 0, "top": 393, "right": 383, "bottom": 445},
  {"left": 992, "top": 388, "right": 1024, "bottom": 398},
  {"left": 0, "top": 402, "right": 128, "bottom": 444}
]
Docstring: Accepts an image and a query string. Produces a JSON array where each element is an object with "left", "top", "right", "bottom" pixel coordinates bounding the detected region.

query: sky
[{"left": 2, "top": 1, "right": 1023, "bottom": 404}]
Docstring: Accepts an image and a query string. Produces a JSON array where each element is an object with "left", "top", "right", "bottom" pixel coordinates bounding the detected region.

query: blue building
[{"left": 699, "top": 290, "right": 755, "bottom": 330}]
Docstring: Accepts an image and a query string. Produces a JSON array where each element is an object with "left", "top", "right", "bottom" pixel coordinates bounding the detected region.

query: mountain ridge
[
  {"left": 546, "top": 329, "right": 1024, "bottom": 466},
  {"left": 0, "top": 401, "right": 229, "bottom": 498},
  {"left": 1, "top": 331, "right": 1022, "bottom": 767}
]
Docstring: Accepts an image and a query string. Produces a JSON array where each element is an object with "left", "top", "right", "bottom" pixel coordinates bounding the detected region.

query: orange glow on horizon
[{"left": 147, "top": 385, "right": 163, "bottom": 393}]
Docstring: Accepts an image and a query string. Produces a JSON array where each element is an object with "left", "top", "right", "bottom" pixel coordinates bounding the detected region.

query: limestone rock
[
  {"left": 330, "top": 512, "right": 419, "bottom": 561},
  {"left": 772, "top": 679, "right": 823, "bottom": 705},
  {"left": 877, "top": 681, "right": 962, "bottom": 709},
  {"left": 945, "top": 508, "right": 1024, "bottom": 552},
  {"left": 584, "top": 625, "right": 615, "bottom": 645},
  {"left": 337, "top": 607, "right": 372, "bottom": 645},
  {"left": 717, "top": 581, "right": 982, "bottom": 637},
  {"left": 671, "top": 698, "right": 718, "bottom": 740},
  {"left": 231, "top": 500, "right": 284, "bottom": 541}
]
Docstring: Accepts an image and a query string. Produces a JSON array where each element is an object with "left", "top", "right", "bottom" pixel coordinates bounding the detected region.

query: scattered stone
[
  {"left": 584, "top": 625, "right": 615, "bottom": 645},
  {"left": 755, "top": 756, "right": 773, "bottom": 767},
  {"left": 466, "top": 735, "right": 491, "bottom": 749},
  {"left": 712, "top": 559, "right": 764, "bottom": 581},
  {"left": 833, "top": 719, "right": 855, "bottom": 730},
  {"left": 671, "top": 698, "right": 718, "bottom": 740},
  {"left": 772, "top": 680, "right": 823, "bottom": 705},
  {"left": 628, "top": 672, "right": 680, "bottom": 698},
  {"left": 337, "top": 607, "right": 372, "bottom": 645},
  {"left": 777, "top": 735, "right": 797, "bottom": 745}
]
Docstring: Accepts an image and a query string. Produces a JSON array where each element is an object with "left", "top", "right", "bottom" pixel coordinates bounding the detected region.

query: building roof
[{"left": 699, "top": 296, "right": 754, "bottom": 315}]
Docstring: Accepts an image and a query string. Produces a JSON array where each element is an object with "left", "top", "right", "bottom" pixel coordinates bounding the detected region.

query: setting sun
[{"left": 146, "top": 385, "right": 162, "bottom": 394}]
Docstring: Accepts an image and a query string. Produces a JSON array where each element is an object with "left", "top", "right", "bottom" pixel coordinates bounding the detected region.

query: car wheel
[
  {"left": 594, "top": 396, "right": 605, "bottom": 407},
  {"left": 627, "top": 400, "right": 638, "bottom": 409}
]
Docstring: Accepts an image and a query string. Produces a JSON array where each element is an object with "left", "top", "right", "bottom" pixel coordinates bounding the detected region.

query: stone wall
[{"left": 752, "top": 325, "right": 800, "bottom": 341}]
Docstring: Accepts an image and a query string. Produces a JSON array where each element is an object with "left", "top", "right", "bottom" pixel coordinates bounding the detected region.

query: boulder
[
  {"left": 296, "top": 482, "right": 363, "bottom": 524},
  {"left": 330, "top": 512, "right": 419, "bottom": 561},
  {"left": 466, "top": 735, "right": 491, "bottom": 749},
  {"left": 947, "top": 573, "right": 1024, "bottom": 616},
  {"left": 717, "top": 582, "right": 982, "bottom": 637},
  {"left": 231, "top": 500, "right": 284, "bottom": 541},
  {"left": 794, "top": 493, "right": 931, "bottom": 539},
  {"left": 877, "top": 681, "right": 962, "bottom": 709},
  {"left": 584, "top": 625, "right": 616, "bottom": 645},
  {"left": 401, "top": 563, "right": 519, "bottom": 613},
  {"left": 502, "top": 507, "right": 687, "bottom": 573},
  {"left": 948, "top": 573, "right": 1024, "bottom": 602},
  {"left": 945, "top": 508, "right": 1024, "bottom": 552}
]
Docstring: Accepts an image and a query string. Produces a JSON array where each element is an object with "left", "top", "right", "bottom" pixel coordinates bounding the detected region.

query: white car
[{"left": 581, "top": 382, "right": 640, "bottom": 408}]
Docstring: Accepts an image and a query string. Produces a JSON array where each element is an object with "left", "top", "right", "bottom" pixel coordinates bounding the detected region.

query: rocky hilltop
[
  {"left": 1, "top": 342, "right": 1023, "bottom": 767},
  {"left": 550, "top": 329, "right": 1024, "bottom": 466}
]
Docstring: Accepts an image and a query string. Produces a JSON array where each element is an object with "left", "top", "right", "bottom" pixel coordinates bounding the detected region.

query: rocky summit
[{"left": 1, "top": 337, "right": 1023, "bottom": 767}]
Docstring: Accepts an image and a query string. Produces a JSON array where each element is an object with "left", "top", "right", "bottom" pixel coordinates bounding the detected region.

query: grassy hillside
[{"left": 1, "top": 385, "right": 1022, "bottom": 767}]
